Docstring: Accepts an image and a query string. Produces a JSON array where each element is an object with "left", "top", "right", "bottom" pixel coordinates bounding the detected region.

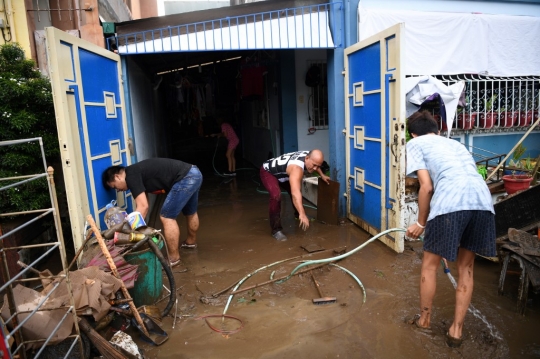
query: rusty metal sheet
[{"left": 317, "top": 178, "right": 340, "bottom": 225}]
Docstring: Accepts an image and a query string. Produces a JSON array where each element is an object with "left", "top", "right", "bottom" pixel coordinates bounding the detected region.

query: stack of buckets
[{"left": 104, "top": 201, "right": 163, "bottom": 307}]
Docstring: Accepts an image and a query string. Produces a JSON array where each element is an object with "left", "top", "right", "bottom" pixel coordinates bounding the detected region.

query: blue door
[
  {"left": 46, "top": 27, "right": 132, "bottom": 249},
  {"left": 344, "top": 24, "right": 406, "bottom": 252}
]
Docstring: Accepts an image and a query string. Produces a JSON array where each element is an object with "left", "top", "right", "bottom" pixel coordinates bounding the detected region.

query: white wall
[
  {"left": 359, "top": 0, "right": 540, "bottom": 16},
  {"left": 126, "top": 58, "right": 162, "bottom": 161},
  {"left": 294, "top": 49, "right": 330, "bottom": 159}
]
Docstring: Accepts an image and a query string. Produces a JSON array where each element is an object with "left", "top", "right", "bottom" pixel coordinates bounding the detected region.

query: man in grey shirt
[{"left": 405, "top": 111, "right": 495, "bottom": 348}]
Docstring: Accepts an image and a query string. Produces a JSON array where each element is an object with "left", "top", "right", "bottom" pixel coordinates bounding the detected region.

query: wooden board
[{"left": 316, "top": 178, "right": 340, "bottom": 225}]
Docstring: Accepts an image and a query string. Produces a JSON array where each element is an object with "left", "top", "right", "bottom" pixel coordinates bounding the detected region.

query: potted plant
[
  {"left": 457, "top": 96, "right": 475, "bottom": 130},
  {"left": 518, "top": 105, "right": 537, "bottom": 127},
  {"left": 499, "top": 102, "right": 520, "bottom": 128},
  {"left": 478, "top": 94, "right": 497, "bottom": 129},
  {"left": 502, "top": 144, "right": 533, "bottom": 194}
]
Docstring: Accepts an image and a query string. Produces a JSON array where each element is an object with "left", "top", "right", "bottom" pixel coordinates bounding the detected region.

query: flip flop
[
  {"left": 181, "top": 241, "right": 197, "bottom": 249},
  {"left": 446, "top": 332, "right": 463, "bottom": 348},
  {"left": 169, "top": 258, "right": 182, "bottom": 268}
]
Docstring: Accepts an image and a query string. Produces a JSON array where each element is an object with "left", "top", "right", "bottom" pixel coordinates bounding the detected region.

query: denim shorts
[
  {"left": 423, "top": 210, "right": 496, "bottom": 261},
  {"left": 161, "top": 166, "right": 203, "bottom": 218}
]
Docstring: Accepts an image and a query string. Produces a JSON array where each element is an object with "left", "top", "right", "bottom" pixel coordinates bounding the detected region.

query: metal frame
[
  {"left": 109, "top": 2, "right": 343, "bottom": 53},
  {"left": 0, "top": 138, "right": 82, "bottom": 358}
]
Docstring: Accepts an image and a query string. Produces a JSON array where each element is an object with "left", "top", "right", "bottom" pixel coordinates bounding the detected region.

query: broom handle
[
  {"left": 86, "top": 215, "right": 150, "bottom": 337},
  {"left": 310, "top": 270, "right": 325, "bottom": 298}
]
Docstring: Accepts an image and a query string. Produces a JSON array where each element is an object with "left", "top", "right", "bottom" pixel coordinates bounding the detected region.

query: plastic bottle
[{"left": 104, "top": 200, "right": 128, "bottom": 229}]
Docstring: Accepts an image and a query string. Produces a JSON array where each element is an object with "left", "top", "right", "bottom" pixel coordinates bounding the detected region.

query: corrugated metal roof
[{"left": 115, "top": 0, "right": 329, "bottom": 35}]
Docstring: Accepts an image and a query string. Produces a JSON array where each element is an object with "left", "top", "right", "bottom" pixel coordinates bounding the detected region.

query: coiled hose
[{"left": 147, "top": 235, "right": 176, "bottom": 317}]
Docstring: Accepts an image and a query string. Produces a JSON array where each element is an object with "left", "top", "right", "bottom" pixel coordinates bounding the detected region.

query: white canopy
[{"left": 358, "top": 6, "right": 540, "bottom": 76}]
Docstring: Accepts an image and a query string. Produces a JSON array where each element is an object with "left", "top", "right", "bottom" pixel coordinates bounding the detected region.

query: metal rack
[{"left": 0, "top": 138, "right": 83, "bottom": 358}]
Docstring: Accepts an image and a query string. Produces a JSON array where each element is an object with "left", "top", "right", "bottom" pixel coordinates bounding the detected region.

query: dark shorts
[
  {"left": 423, "top": 210, "right": 496, "bottom": 262},
  {"left": 160, "top": 166, "right": 202, "bottom": 218}
]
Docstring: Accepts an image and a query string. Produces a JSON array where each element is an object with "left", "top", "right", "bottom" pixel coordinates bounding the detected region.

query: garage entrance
[{"left": 46, "top": 1, "right": 342, "bottom": 247}]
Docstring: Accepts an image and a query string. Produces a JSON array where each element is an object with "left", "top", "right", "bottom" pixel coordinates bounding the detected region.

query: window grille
[
  {"left": 409, "top": 75, "right": 540, "bottom": 133},
  {"left": 307, "top": 60, "right": 328, "bottom": 130}
]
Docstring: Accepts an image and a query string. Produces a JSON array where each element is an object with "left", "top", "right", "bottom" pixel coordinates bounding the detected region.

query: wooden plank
[{"left": 316, "top": 178, "right": 339, "bottom": 225}]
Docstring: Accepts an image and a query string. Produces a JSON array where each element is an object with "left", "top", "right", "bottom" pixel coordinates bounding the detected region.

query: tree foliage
[{"left": 0, "top": 43, "right": 59, "bottom": 217}]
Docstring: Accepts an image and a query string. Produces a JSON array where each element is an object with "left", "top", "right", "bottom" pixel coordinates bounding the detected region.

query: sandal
[
  {"left": 407, "top": 314, "right": 432, "bottom": 334},
  {"left": 169, "top": 258, "right": 182, "bottom": 268},
  {"left": 446, "top": 332, "right": 463, "bottom": 348},
  {"left": 181, "top": 241, "right": 197, "bottom": 249}
]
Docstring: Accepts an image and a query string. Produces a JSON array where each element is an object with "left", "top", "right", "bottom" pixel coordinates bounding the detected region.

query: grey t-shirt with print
[{"left": 406, "top": 135, "right": 494, "bottom": 221}]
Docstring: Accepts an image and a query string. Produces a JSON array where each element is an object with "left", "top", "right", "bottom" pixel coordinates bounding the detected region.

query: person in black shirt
[{"left": 103, "top": 158, "right": 203, "bottom": 267}]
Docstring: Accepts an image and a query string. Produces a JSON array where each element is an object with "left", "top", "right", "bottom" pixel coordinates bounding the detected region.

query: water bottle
[{"left": 104, "top": 200, "right": 128, "bottom": 229}]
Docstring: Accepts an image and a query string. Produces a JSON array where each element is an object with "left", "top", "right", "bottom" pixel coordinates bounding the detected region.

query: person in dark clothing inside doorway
[
  {"left": 260, "top": 150, "right": 330, "bottom": 241},
  {"left": 102, "top": 158, "right": 203, "bottom": 267}
]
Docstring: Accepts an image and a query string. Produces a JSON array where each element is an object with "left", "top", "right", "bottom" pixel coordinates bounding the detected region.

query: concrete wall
[
  {"left": 125, "top": 57, "right": 163, "bottom": 161},
  {"left": 0, "top": 1, "right": 32, "bottom": 57},
  {"left": 294, "top": 49, "right": 330, "bottom": 160}
]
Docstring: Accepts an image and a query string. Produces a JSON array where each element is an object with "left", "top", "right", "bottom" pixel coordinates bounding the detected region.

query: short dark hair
[
  {"left": 407, "top": 110, "right": 439, "bottom": 137},
  {"left": 102, "top": 165, "right": 125, "bottom": 189}
]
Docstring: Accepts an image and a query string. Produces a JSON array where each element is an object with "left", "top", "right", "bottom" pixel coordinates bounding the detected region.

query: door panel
[
  {"left": 46, "top": 27, "right": 132, "bottom": 250},
  {"left": 344, "top": 23, "right": 405, "bottom": 253}
]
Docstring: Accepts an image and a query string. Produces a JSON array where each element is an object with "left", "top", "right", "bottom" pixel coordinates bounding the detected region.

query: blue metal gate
[
  {"left": 46, "top": 27, "right": 132, "bottom": 248},
  {"left": 344, "top": 24, "right": 405, "bottom": 252}
]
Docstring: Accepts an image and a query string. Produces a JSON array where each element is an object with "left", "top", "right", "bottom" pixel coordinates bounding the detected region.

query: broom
[
  {"left": 78, "top": 316, "right": 126, "bottom": 359},
  {"left": 310, "top": 270, "right": 337, "bottom": 305}
]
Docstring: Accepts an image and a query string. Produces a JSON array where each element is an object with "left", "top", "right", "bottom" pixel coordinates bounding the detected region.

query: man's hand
[
  {"left": 406, "top": 222, "right": 424, "bottom": 240},
  {"left": 320, "top": 174, "right": 330, "bottom": 184},
  {"left": 316, "top": 168, "right": 330, "bottom": 184},
  {"left": 298, "top": 213, "right": 310, "bottom": 231}
]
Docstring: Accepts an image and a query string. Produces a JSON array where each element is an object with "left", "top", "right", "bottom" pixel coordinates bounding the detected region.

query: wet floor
[{"left": 132, "top": 168, "right": 540, "bottom": 359}]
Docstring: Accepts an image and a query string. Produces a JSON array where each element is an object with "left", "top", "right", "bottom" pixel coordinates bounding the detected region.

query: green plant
[
  {"left": 485, "top": 94, "right": 497, "bottom": 112},
  {"left": 521, "top": 156, "right": 534, "bottom": 171},
  {"left": 477, "top": 165, "right": 488, "bottom": 179},
  {"left": 0, "top": 43, "right": 60, "bottom": 219},
  {"left": 508, "top": 143, "right": 527, "bottom": 168}
]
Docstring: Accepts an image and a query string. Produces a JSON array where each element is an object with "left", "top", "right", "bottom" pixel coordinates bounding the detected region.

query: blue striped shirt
[{"left": 406, "top": 135, "right": 494, "bottom": 221}]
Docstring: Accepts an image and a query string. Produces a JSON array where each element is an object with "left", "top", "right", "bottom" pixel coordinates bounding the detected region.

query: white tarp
[
  {"left": 358, "top": 6, "right": 540, "bottom": 76},
  {"left": 405, "top": 76, "right": 465, "bottom": 137},
  {"left": 119, "top": 11, "right": 334, "bottom": 53}
]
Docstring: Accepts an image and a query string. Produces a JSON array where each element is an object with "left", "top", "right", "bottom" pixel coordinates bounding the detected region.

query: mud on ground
[{"left": 132, "top": 173, "right": 540, "bottom": 359}]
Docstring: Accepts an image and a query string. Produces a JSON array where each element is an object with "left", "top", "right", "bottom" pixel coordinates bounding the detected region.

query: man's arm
[
  {"left": 287, "top": 164, "right": 310, "bottom": 230},
  {"left": 134, "top": 192, "right": 149, "bottom": 218},
  {"left": 406, "top": 169, "right": 433, "bottom": 240}
]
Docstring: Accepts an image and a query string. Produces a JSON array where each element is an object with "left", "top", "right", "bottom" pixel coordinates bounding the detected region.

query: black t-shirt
[{"left": 125, "top": 158, "right": 192, "bottom": 198}]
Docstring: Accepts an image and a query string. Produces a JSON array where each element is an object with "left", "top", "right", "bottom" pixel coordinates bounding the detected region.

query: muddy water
[{"left": 135, "top": 172, "right": 540, "bottom": 359}]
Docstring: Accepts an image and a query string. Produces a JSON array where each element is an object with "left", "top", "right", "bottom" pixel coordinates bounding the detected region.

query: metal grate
[
  {"left": 307, "top": 60, "right": 328, "bottom": 130},
  {"left": 433, "top": 75, "right": 540, "bottom": 133},
  {"left": 110, "top": 2, "right": 342, "bottom": 53}
]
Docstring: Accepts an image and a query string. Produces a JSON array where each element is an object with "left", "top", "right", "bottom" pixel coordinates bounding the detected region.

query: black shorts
[{"left": 423, "top": 210, "right": 496, "bottom": 261}]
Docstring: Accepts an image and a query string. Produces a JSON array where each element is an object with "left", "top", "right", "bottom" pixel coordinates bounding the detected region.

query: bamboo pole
[
  {"left": 485, "top": 116, "right": 540, "bottom": 181},
  {"left": 86, "top": 215, "right": 150, "bottom": 337}
]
